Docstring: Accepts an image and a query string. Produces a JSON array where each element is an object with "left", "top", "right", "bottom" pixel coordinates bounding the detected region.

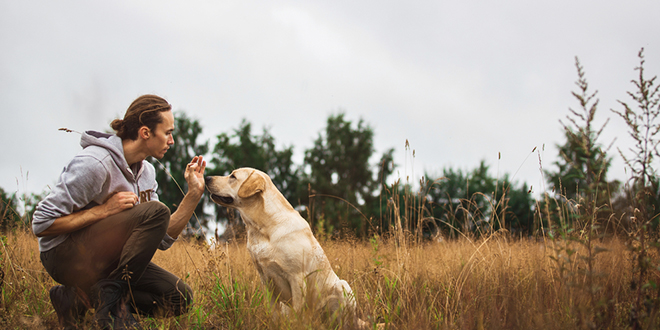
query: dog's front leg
[
  {"left": 268, "top": 301, "right": 293, "bottom": 325},
  {"left": 290, "top": 277, "right": 307, "bottom": 312}
]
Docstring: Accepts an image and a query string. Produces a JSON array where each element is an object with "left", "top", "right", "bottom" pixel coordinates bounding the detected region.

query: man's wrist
[
  {"left": 185, "top": 189, "right": 204, "bottom": 200},
  {"left": 89, "top": 204, "right": 108, "bottom": 220}
]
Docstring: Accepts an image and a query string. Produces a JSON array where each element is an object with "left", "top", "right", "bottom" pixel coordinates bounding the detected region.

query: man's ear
[
  {"left": 238, "top": 171, "right": 266, "bottom": 198},
  {"left": 138, "top": 126, "right": 151, "bottom": 140}
]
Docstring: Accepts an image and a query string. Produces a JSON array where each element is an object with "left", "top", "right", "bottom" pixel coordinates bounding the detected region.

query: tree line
[{"left": 1, "top": 48, "right": 658, "bottom": 241}]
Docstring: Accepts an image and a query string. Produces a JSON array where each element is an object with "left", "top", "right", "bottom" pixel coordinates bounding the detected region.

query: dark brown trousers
[{"left": 40, "top": 201, "right": 192, "bottom": 316}]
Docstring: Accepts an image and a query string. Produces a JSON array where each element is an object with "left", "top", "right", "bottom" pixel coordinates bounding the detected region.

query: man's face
[{"left": 147, "top": 110, "right": 175, "bottom": 159}]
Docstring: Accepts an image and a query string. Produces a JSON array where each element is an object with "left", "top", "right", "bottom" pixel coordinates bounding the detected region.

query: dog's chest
[
  {"left": 247, "top": 238, "right": 270, "bottom": 258},
  {"left": 246, "top": 229, "right": 274, "bottom": 261}
]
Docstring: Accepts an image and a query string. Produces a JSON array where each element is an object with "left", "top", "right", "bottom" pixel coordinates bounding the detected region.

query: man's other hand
[{"left": 101, "top": 191, "right": 139, "bottom": 218}]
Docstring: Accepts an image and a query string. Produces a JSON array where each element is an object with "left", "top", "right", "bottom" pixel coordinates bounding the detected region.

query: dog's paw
[{"left": 357, "top": 318, "right": 390, "bottom": 330}]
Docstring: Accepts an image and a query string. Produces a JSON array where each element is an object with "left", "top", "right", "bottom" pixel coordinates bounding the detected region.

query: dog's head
[{"left": 205, "top": 168, "right": 267, "bottom": 208}]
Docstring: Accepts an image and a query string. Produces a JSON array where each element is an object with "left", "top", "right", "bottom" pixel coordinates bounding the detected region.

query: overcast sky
[{"left": 2, "top": 0, "right": 659, "bottom": 203}]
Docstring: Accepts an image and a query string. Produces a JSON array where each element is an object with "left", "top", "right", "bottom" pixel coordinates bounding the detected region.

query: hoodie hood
[{"left": 81, "top": 131, "right": 140, "bottom": 181}]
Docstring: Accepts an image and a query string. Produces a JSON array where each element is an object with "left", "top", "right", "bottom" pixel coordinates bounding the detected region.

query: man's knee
[
  {"left": 144, "top": 201, "right": 171, "bottom": 217},
  {"left": 140, "top": 201, "right": 171, "bottom": 227}
]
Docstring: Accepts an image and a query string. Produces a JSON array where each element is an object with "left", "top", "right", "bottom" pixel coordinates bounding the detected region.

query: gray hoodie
[{"left": 32, "top": 130, "right": 176, "bottom": 252}]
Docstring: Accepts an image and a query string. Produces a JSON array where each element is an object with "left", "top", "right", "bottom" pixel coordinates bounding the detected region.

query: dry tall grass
[{"left": 0, "top": 225, "right": 653, "bottom": 329}]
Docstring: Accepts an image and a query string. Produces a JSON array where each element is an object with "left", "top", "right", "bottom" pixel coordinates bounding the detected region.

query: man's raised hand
[{"left": 185, "top": 156, "right": 207, "bottom": 197}]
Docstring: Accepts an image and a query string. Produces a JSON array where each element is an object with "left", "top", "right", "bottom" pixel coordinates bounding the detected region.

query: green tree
[
  {"left": 301, "top": 113, "right": 385, "bottom": 237},
  {"left": 545, "top": 57, "right": 614, "bottom": 230},
  {"left": 496, "top": 174, "right": 535, "bottom": 234},
  {"left": 425, "top": 161, "right": 533, "bottom": 237},
  {"left": 209, "top": 119, "right": 299, "bottom": 224},
  {"left": 22, "top": 191, "right": 46, "bottom": 228},
  {"left": 0, "top": 187, "right": 21, "bottom": 232},
  {"left": 149, "top": 111, "right": 209, "bottom": 233},
  {"left": 363, "top": 147, "right": 396, "bottom": 233},
  {"left": 425, "top": 166, "right": 469, "bottom": 238}
]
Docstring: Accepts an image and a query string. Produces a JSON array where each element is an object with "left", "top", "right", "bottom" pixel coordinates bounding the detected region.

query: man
[{"left": 32, "top": 94, "right": 206, "bottom": 329}]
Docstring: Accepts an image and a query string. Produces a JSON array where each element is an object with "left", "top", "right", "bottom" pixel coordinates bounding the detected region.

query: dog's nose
[{"left": 204, "top": 176, "right": 213, "bottom": 185}]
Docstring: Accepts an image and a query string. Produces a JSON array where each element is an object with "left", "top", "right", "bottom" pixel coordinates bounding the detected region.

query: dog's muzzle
[{"left": 211, "top": 194, "right": 234, "bottom": 205}]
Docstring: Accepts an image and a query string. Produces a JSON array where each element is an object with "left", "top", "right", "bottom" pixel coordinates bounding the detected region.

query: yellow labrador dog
[{"left": 205, "top": 168, "right": 371, "bottom": 328}]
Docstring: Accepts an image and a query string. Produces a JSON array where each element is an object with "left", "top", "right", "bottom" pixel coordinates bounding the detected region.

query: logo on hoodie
[{"left": 140, "top": 189, "right": 154, "bottom": 203}]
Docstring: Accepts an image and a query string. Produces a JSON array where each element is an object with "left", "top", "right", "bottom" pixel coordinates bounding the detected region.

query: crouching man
[{"left": 32, "top": 94, "right": 206, "bottom": 329}]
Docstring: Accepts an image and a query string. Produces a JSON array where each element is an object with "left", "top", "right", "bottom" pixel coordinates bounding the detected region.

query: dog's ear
[{"left": 238, "top": 170, "right": 266, "bottom": 198}]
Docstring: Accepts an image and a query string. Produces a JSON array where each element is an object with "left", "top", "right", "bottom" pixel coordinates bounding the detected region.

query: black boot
[
  {"left": 91, "top": 279, "right": 140, "bottom": 330},
  {"left": 49, "top": 285, "right": 89, "bottom": 329}
]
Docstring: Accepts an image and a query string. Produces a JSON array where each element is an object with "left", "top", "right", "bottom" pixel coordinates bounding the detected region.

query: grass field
[{"left": 1, "top": 225, "right": 657, "bottom": 329}]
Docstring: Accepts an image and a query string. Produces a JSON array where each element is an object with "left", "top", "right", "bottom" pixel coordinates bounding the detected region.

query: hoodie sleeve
[
  {"left": 158, "top": 233, "right": 177, "bottom": 250},
  {"left": 32, "top": 155, "right": 107, "bottom": 236}
]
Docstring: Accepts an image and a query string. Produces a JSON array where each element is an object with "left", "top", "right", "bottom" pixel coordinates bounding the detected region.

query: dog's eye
[{"left": 230, "top": 174, "right": 236, "bottom": 179}]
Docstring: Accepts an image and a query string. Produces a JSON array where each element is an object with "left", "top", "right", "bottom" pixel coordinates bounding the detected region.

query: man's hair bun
[{"left": 111, "top": 95, "right": 171, "bottom": 140}]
